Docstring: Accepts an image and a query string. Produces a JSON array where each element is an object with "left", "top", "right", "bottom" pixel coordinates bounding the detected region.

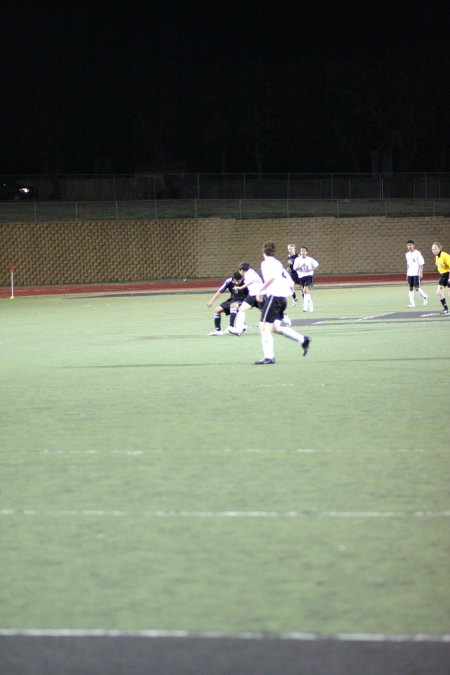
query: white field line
[
  {"left": 1, "top": 509, "right": 449, "bottom": 519},
  {"left": 354, "top": 312, "right": 395, "bottom": 322},
  {"left": 1, "top": 447, "right": 445, "bottom": 456},
  {"left": 0, "top": 628, "right": 449, "bottom": 643}
]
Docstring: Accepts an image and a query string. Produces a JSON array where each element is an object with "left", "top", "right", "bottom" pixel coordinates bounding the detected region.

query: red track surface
[{"left": 0, "top": 274, "right": 436, "bottom": 298}]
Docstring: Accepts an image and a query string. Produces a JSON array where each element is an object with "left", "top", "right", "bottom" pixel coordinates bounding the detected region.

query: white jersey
[
  {"left": 261, "top": 256, "right": 294, "bottom": 298},
  {"left": 293, "top": 255, "right": 319, "bottom": 278},
  {"left": 243, "top": 268, "right": 263, "bottom": 296},
  {"left": 405, "top": 249, "right": 424, "bottom": 276}
]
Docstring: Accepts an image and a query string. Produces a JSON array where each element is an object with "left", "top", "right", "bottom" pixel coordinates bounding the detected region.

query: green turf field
[{"left": 1, "top": 284, "right": 449, "bottom": 636}]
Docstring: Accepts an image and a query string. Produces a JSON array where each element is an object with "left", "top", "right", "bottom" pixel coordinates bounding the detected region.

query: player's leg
[
  {"left": 257, "top": 321, "right": 275, "bottom": 361},
  {"left": 271, "top": 298, "right": 312, "bottom": 356},
  {"left": 229, "top": 300, "right": 251, "bottom": 334},
  {"left": 407, "top": 277, "right": 415, "bottom": 307},
  {"left": 209, "top": 305, "right": 225, "bottom": 335},
  {"left": 437, "top": 281, "right": 449, "bottom": 313}
]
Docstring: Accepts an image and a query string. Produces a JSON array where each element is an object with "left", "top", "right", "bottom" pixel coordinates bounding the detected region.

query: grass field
[{"left": 1, "top": 283, "right": 449, "bottom": 638}]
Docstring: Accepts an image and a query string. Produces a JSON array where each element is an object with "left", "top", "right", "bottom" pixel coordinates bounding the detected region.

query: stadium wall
[{"left": 1, "top": 216, "right": 449, "bottom": 286}]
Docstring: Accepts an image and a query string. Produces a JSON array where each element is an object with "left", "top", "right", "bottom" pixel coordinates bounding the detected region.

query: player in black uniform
[
  {"left": 206, "top": 272, "right": 249, "bottom": 335},
  {"left": 287, "top": 243, "right": 301, "bottom": 307}
]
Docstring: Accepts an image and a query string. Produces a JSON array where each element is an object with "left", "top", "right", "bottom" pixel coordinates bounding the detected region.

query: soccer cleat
[
  {"left": 208, "top": 330, "right": 223, "bottom": 336},
  {"left": 440, "top": 309, "right": 449, "bottom": 314},
  {"left": 227, "top": 327, "right": 242, "bottom": 336},
  {"left": 406, "top": 304, "right": 415, "bottom": 308},
  {"left": 254, "top": 357, "right": 276, "bottom": 365},
  {"left": 292, "top": 297, "right": 298, "bottom": 308},
  {"left": 302, "top": 336, "right": 311, "bottom": 356},
  {"left": 422, "top": 296, "right": 428, "bottom": 305}
]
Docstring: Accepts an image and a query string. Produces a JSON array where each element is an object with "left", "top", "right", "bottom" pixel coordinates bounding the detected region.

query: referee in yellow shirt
[{"left": 431, "top": 241, "right": 450, "bottom": 314}]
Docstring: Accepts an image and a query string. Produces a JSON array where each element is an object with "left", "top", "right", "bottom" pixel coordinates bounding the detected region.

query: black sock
[{"left": 214, "top": 314, "right": 221, "bottom": 330}]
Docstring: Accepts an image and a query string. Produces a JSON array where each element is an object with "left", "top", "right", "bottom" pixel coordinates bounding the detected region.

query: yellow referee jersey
[{"left": 435, "top": 251, "right": 450, "bottom": 274}]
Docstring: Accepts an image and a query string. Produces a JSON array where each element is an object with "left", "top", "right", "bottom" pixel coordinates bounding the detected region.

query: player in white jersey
[
  {"left": 293, "top": 247, "right": 319, "bottom": 312},
  {"left": 254, "top": 241, "right": 311, "bottom": 365},
  {"left": 405, "top": 240, "right": 428, "bottom": 307},
  {"left": 227, "top": 262, "right": 263, "bottom": 335}
]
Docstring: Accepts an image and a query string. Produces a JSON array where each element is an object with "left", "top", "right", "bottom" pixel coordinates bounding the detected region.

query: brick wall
[{"left": 1, "top": 216, "right": 449, "bottom": 286}]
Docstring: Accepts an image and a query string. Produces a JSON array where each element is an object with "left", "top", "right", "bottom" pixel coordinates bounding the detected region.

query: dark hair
[
  {"left": 232, "top": 271, "right": 242, "bottom": 280},
  {"left": 407, "top": 240, "right": 414, "bottom": 244},
  {"left": 239, "top": 262, "right": 250, "bottom": 272},
  {"left": 263, "top": 240, "right": 276, "bottom": 256}
]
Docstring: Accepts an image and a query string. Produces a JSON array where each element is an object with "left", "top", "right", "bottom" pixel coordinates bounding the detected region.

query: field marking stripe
[
  {"left": 1, "top": 509, "right": 449, "bottom": 518},
  {"left": 0, "top": 629, "right": 449, "bottom": 643},
  {"left": 0, "top": 447, "right": 446, "bottom": 456},
  {"left": 354, "top": 312, "right": 395, "bottom": 321}
]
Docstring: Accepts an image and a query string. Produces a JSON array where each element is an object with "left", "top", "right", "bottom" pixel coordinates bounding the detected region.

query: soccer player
[
  {"left": 254, "top": 240, "right": 311, "bottom": 365},
  {"left": 287, "top": 243, "right": 301, "bottom": 307},
  {"left": 206, "top": 271, "right": 248, "bottom": 335},
  {"left": 228, "top": 262, "right": 264, "bottom": 335},
  {"left": 405, "top": 240, "right": 428, "bottom": 307},
  {"left": 292, "top": 246, "right": 319, "bottom": 312},
  {"left": 431, "top": 241, "right": 450, "bottom": 314}
]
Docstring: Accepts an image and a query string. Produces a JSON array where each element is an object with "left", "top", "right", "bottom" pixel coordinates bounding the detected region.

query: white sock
[
  {"left": 419, "top": 289, "right": 427, "bottom": 298},
  {"left": 280, "top": 327, "right": 304, "bottom": 343},
  {"left": 408, "top": 291, "right": 415, "bottom": 305},
  {"left": 262, "top": 333, "right": 274, "bottom": 359},
  {"left": 234, "top": 310, "right": 245, "bottom": 332}
]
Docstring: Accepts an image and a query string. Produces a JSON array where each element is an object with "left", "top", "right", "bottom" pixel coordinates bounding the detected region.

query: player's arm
[
  {"left": 207, "top": 290, "right": 221, "bottom": 308},
  {"left": 259, "top": 277, "right": 275, "bottom": 298}
]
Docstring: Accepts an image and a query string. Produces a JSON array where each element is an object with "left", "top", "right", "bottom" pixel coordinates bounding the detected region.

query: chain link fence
[
  {"left": 1, "top": 172, "right": 450, "bottom": 221},
  {"left": 1, "top": 198, "right": 450, "bottom": 223}
]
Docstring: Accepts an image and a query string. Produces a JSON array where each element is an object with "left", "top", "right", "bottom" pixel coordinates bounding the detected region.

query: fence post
[{"left": 75, "top": 201, "right": 78, "bottom": 222}]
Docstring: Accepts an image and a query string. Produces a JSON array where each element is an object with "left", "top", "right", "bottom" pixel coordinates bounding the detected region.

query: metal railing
[
  {"left": 2, "top": 172, "right": 450, "bottom": 202},
  {"left": 1, "top": 198, "right": 449, "bottom": 223}
]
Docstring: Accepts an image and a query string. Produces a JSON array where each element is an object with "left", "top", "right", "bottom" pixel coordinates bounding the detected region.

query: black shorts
[
  {"left": 407, "top": 275, "right": 421, "bottom": 290},
  {"left": 219, "top": 298, "right": 243, "bottom": 314},
  {"left": 260, "top": 296, "right": 287, "bottom": 323},
  {"left": 289, "top": 269, "right": 301, "bottom": 285},
  {"left": 243, "top": 295, "right": 263, "bottom": 309},
  {"left": 298, "top": 275, "right": 314, "bottom": 288},
  {"left": 219, "top": 299, "right": 232, "bottom": 314},
  {"left": 438, "top": 272, "right": 450, "bottom": 287}
]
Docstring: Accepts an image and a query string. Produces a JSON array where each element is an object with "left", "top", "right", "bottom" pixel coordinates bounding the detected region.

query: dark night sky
[{"left": 2, "top": 0, "right": 449, "bottom": 174}]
